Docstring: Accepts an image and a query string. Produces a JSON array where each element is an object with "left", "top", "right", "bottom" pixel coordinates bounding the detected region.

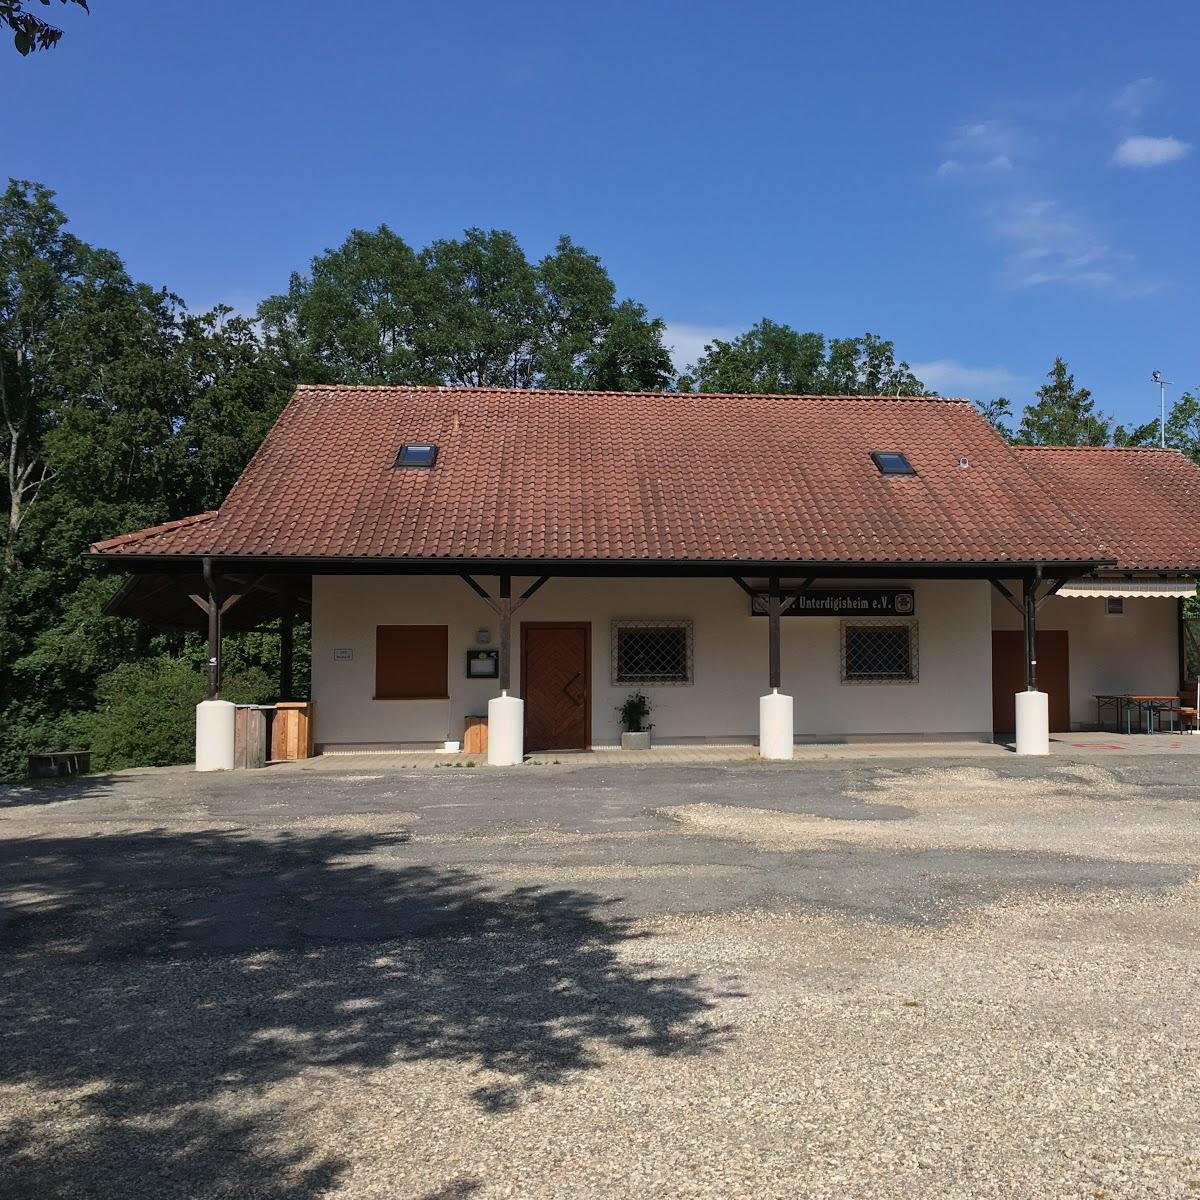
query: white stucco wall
[
  {"left": 311, "top": 575, "right": 995, "bottom": 749},
  {"left": 990, "top": 587, "right": 1180, "bottom": 728}
]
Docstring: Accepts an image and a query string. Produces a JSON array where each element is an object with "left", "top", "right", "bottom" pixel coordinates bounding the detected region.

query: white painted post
[
  {"left": 1014, "top": 690, "right": 1050, "bottom": 756},
  {"left": 759, "top": 688, "right": 794, "bottom": 760},
  {"left": 195, "top": 699, "right": 236, "bottom": 771},
  {"left": 487, "top": 691, "right": 524, "bottom": 766}
]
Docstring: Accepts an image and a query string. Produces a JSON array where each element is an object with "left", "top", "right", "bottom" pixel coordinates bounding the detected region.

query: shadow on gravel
[
  {"left": 0, "top": 773, "right": 121, "bottom": 810},
  {"left": 0, "top": 827, "right": 727, "bottom": 1199}
]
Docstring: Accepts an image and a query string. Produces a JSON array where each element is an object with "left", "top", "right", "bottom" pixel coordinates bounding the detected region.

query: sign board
[
  {"left": 467, "top": 649, "right": 499, "bottom": 678},
  {"left": 333, "top": 647, "right": 354, "bottom": 661},
  {"left": 751, "top": 588, "right": 915, "bottom": 617}
]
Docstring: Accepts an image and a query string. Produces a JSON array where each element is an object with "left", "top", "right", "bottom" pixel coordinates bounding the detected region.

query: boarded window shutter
[{"left": 375, "top": 625, "right": 448, "bottom": 699}]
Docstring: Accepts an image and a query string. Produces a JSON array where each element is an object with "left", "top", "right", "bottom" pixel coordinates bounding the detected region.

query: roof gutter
[{"left": 85, "top": 552, "right": 1119, "bottom": 580}]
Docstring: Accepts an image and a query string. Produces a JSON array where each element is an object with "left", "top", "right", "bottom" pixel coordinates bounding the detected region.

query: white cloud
[
  {"left": 990, "top": 199, "right": 1155, "bottom": 296},
  {"left": 1111, "top": 77, "right": 1164, "bottom": 121},
  {"left": 936, "top": 120, "right": 1023, "bottom": 179},
  {"left": 663, "top": 322, "right": 737, "bottom": 372},
  {"left": 1112, "top": 134, "right": 1193, "bottom": 167},
  {"left": 953, "top": 120, "right": 1019, "bottom": 155},
  {"left": 936, "top": 154, "right": 1011, "bottom": 178},
  {"left": 909, "top": 359, "right": 1017, "bottom": 396}
]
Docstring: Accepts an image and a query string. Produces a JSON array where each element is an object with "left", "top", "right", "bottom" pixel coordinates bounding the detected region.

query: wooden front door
[
  {"left": 992, "top": 630, "right": 1071, "bottom": 734},
  {"left": 522, "top": 623, "right": 590, "bottom": 751}
]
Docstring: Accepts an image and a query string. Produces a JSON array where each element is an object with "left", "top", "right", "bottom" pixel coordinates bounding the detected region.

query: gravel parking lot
[{"left": 2, "top": 755, "right": 1199, "bottom": 1199}]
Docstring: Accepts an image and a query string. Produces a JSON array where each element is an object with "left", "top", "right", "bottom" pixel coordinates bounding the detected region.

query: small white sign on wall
[{"left": 333, "top": 648, "right": 354, "bottom": 662}]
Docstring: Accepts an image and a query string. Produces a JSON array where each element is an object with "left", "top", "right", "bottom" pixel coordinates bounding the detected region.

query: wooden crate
[
  {"left": 271, "top": 702, "right": 313, "bottom": 761},
  {"left": 463, "top": 715, "right": 488, "bottom": 756}
]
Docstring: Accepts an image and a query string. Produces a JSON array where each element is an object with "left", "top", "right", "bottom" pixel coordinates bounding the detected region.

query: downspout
[
  {"left": 202, "top": 556, "right": 222, "bottom": 701},
  {"left": 1022, "top": 564, "right": 1043, "bottom": 692}
]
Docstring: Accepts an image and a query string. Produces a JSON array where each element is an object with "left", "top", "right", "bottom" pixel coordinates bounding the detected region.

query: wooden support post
[
  {"left": 279, "top": 597, "right": 295, "bottom": 701},
  {"left": 461, "top": 572, "right": 548, "bottom": 697},
  {"left": 498, "top": 574, "right": 513, "bottom": 692},
  {"left": 1022, "top": 575, "right": 1038, "bottom": 692},
  {"left": 767, "top": 574, "right": 782, "bottom": 690},
  {"left": 202, "top": 557, "right": 222, "bottom": 701}
]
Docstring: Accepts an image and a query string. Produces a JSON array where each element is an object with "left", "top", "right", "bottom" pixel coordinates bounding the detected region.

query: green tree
[
  {"left": 258, "top": 226, "right": 672, "bottom": 391},
  {"left": 975, "top": 396, "right": 1015, "bottom": 440},
  {"left": 1017, "top": 357, "right": 1110, "bottom": 446},
  {"left": 1, "top": 179, "right": 76, "bottom": 578},
  {"left": 534, "top": 237, "right": 672, "bottom": 391},
  {"left": 677, "top": 320, "right": 926, "bottom": 395},
  {"left": 1164, "top": 391, "right": 1200, "bottom": 463},
  {"left": 2, "top": 0, "right": 86, "bottom": 55},
  {"left": 173, "top": 307, "right": 291, "bottom": 510},
  {"left": 1111, "top": 418, "right": 1161, "bottom": 448},
  {"left": 0, "top": 180, "right": 292, "bottom": 780},
  {"left": 257, "top": 226, "right": 432, "bottom": 386}
]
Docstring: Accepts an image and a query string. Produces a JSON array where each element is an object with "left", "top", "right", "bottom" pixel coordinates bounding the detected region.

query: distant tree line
[{"left": 2, "top": 177, "right": 1196, "bottom": 778}]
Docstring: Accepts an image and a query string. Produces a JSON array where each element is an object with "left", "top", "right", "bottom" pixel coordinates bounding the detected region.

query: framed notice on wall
[
  {"left": 751, "top": 588, "right": 915, "bottom": 617},
  {"left": 466, "top": 650, "right": 499, "bottom": 678}
]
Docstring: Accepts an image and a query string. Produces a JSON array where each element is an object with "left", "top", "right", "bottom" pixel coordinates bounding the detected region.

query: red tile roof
[
  {"left": 90, "top": 385, "right": 1112, "bottom": 568},
  {"left": 1014, "top": 446, "right": 1200, "bottom": 571}
]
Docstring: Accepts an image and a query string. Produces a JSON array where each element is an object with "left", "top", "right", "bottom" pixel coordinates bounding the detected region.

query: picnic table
[{"left": 1095, "top": 694, "right": 1181, "bottom": 735}]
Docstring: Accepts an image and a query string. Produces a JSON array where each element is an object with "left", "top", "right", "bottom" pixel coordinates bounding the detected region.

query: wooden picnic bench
[
  {"left": 1096, "top": 694, "right": 1190, "bottom": 734},
  {"left": 27, "top": 751, "right": 91, "bottom": 780}
]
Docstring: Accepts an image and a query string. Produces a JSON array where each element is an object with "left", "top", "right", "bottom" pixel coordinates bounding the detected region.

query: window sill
[{"left": 373, "top": 695, "right": 450, "bottom": 701}]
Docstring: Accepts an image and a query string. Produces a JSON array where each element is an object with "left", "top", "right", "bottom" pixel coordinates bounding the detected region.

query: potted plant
[{"left": 617, "top": 692, "right": 654, "bottom": 750}]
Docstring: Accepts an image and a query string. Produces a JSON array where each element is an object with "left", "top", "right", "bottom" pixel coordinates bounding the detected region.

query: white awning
[{"left": 1058, "top": 578, "right": 1197, "bottom": 599}]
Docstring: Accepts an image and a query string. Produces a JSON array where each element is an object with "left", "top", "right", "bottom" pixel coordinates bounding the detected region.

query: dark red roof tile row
[
  {"left": 87, "top": 385, "right": 1174, "bottom": 568},
  {"left": 1015, "top": 445, "right": 1200, "bottom": 571}
]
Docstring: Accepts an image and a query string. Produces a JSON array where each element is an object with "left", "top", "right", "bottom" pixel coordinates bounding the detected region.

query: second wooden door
[{"left": 992, "top": 630, "right": 1071, "bottom": 735}]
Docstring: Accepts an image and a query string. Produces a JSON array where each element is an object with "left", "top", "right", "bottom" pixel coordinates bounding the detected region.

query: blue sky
[{"left": 3, "top": 0, "right": 1198, "bottom": 425}]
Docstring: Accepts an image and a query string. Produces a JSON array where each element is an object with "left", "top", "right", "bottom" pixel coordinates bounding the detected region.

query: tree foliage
[
  {"left": 676, "top": 319, "right": 927, "bottom": 396},
  {"left": 978, "top": 358, "right": 1200, "bottom": 463},
  {"left": 258, "top": 227, "right": 674, "bottom": 392},
  {"left": 973, "top": 396, "right": 1015, "bottom": 440},
  {"left": 0, "top": 180, "right": 292, "bottom": 780},
  {"left": 2, "top": 0, "right": 87, "bottom": 55},
  {"left": 1163, "top": 391, "right": 1200, "bottom": 463},
  {"left": 1017, "top": 357, "right": 1110, "bottom": 446}
]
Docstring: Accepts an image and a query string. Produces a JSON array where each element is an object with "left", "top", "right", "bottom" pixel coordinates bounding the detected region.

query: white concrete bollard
[
  {"left": 758, "top": 688, "right": 794, "bottom": 760},
  {"left": 1014, "top": 690, "right": 1050, "bottom": 756},
  {"left": 195, "top": 699, "right": 236, "bottom": 771},
  {"left": 487, "top": 692, "right": 525, "bottom": 766}
]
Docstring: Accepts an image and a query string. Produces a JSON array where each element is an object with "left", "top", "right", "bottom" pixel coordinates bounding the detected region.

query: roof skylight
[
  {"left": 395, "top": 442, "right": 438, "bottom": 469},
  {"left": 870, "top": 451, "right": 916, "bottom": 476}
]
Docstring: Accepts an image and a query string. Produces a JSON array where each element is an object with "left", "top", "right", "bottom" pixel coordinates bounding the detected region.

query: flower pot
[{"left": 621, "top": 731, "right": 652, "bottom": 750}]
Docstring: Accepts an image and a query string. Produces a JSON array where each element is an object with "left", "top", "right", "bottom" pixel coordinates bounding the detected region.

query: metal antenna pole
[{"left": 1152, "top": 371, "right": 1170, "bottom": 449}]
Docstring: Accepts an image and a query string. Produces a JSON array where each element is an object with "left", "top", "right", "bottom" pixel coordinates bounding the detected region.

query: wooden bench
[{"left": 28, "top": 751, "right": 91, "bottom": 780}]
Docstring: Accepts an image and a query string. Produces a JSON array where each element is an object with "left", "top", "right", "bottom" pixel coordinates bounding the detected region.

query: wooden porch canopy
[
  {"left": 104, "top": 569, "right": 311, "bottom": 702},
  {"left": 104, "top": 571, "right": 311, "bottom": 632}
]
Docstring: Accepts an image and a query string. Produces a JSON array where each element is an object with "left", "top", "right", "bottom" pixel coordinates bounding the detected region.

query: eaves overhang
[{"left": 86, "top": 552, "right": 1118, "bottom": 581}]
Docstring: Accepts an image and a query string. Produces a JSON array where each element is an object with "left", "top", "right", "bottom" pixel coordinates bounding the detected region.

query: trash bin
[{"left": 233, "top": 706, "right": 268, "bottom": 769}]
